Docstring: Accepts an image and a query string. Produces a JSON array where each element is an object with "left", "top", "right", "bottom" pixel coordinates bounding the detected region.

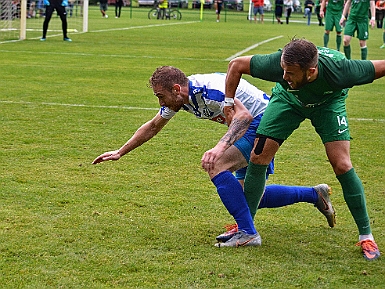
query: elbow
[
  {"left": 228, "top": 58, "right": 242, "bottom": 74},
  {"left": 239, "top": 110, "right": 253, "bottom": 124},
  {"left": 228, "top": 56, "right": 251, "bottom": 76}
]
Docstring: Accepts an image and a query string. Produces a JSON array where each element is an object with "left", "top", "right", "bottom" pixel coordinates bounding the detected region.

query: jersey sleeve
[
  {"left": 250, "top": 51, "right": 284, "bottom": 82},
  {"left": 159, "top": 106, "right": 177, "bottom": 120},
  {"left": 325, "top": 59, "right": 376, "bottom": 89}
]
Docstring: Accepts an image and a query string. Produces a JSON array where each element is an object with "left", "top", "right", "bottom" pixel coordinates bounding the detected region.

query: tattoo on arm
[{"left": 220, "top": 117, "right": 251, "bottom": 147}]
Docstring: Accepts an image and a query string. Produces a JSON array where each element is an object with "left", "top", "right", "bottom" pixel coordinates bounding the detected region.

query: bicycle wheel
[
  {"left": 148, "top": 8, "right": 159, "bottom": 19},
  {"left": 169, "top": 9, "right": 182, "bottom": 20}
]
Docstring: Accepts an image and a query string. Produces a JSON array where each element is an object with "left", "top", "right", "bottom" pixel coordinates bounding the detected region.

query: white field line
[
  {"left": 0, "top": 48, "right": 222, "bottom": 62},
  {"left": 88, "top": 21, "right": 198, "bottom": 33},
  {"left": 0, "top": 21, "right": 283, "bottom": 61},
  {"left": 225, "top": 35, "right": 283, "bottom": 61},
  {"left": 1, "top": 100, "right": 384, "bottom": 123},
  {"left": 0, "top": 100, "right": 159, "bottom": 111},
  {"left": 0, "top": 21, "right": 199, "bottom": 44}
]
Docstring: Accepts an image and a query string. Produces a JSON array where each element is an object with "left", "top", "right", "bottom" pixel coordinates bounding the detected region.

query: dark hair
[
  {"left": 282, "top": 38, "right": 318, "bottom": 70},
  {"left": 149, "top": 66, "right": 189, "bottom": 92}
]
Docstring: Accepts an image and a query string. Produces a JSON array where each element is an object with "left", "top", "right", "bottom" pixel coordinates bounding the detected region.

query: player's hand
[
  {"left": 92, "top": 150, "right": 121, "bottom": 164},
  {"left": 370, "top": 18, "right": 375, "bottom": 28},
  {"left": 201, "top": 145, "right": 226, "bottom": 173},
  {"left": 319, "top": 11, "right": 324, "bottom": 18}
]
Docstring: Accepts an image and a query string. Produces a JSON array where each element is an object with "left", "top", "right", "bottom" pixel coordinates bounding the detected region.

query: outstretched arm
[
  {"left": 92, "top": 113, "right": 169, "bottom": 164},
  {"left": 224, "top": 56, "right": 253, "bottom": 124},
  {"left": 201, "top": 98, "right": 253, "bottom": 172}
]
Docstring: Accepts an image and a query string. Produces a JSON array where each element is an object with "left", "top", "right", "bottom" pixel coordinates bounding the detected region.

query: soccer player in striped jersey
[{"left": 92, "top": 66, "right": 336, "bottom": 247}]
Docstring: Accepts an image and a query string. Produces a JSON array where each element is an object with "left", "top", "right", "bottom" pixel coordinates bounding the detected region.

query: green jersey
[
  {"left": 326, "top": 0, "right": 344, "bottom": 15},
  {"left": 249, "top": 47, "right": 375, "bottom": 107},
  {"left": 349, "top": 0, "right": 371, "bottom": 21}
]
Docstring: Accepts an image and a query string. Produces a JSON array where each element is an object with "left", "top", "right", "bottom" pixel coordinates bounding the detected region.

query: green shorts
[
  {"left": 325, "top": 12, "right": 343, "bottom": 32},
  {"left": 344, "top": 19, "right": 369, "bottom": 40},
  {"left": 256, "top": 93, "right": 350, "bottom": 144}
]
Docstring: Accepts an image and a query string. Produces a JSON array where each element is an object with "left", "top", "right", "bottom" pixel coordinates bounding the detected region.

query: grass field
[{"left": 1, "top": 6, "right": 385, "bottom": 288}]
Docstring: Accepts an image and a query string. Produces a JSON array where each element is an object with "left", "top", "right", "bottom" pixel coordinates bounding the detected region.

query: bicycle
[{"left": 148, "top": 5, "right": 182, "bottom": 20}]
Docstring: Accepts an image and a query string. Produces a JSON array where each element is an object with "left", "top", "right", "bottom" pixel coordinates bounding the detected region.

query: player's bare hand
[
  {"left": 320, "top": 11, "right": 324, "bottom": 18},
  {"left": 92, "top": 150, "right": 121, "bottom": 164},
  {"left": 201, "top": 146, "right": 225, "bottom": 172},
  {"left": 370, "top": 19, "right": 375, "bottom": 29}
]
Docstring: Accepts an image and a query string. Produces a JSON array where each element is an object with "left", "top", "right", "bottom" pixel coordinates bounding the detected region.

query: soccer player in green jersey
[
  {"left": 320, "top": 0, "right": 344, "bottom": 51},
  {"left": 220, "top": 38, "right": 385, "bottom": 260},
  {"left": 340, "top": 0, "right": 376, "bottom": 59}
]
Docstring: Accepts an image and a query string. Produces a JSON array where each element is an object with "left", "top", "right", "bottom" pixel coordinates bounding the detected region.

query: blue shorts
[
  {"left": 234, "top": 114, "right": 274, "bottom": 180},
  {"left": 253, "top": 6, "right": 264, "bottom": 15}
]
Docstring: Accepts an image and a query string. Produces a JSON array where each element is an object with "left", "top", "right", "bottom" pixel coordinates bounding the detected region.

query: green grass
[{"left": 1, "top": 7, "right": 385, "bottom": 288}]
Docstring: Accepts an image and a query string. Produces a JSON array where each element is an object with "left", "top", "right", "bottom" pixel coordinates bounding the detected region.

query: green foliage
[{"left": 0, "top": 8, "right": 384, "bottom": 288}]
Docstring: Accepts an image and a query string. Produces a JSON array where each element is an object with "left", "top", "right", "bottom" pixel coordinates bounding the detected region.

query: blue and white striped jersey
[{"left": 159, "top": 73, "right": 270, "bottom": 125}]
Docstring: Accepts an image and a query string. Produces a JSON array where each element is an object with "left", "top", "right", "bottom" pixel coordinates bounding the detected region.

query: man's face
[
  {"left": 153, "top": 84, "right": 184, "bottom": 112},
  {"left": 280, "top": 60, "right": 310, "bottom": 90}
]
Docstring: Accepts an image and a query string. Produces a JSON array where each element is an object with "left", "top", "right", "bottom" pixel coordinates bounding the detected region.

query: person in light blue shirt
[
  {"left": 92, "top": 66, "right": 336, "bottom": 247},
  {"left": 41, "top": 0, "right": 72, "bottom": 41}
]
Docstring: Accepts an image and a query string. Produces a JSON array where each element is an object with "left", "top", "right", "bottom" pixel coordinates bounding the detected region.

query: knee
[{"left": 332, "top": 161, "right": 352, "bottom": 176}]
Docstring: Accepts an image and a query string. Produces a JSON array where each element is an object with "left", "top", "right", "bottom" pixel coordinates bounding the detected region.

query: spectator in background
[
  {"left": 376, "top": 0, "right": 385, "bottom": 28},
  {"left": 115, "top": 0, "right": 123, "bottom": 18},
  {"left": 314, "top": 0, "right": 324, "bottom": 26},
  {"left": 214, "top": 0, "right": 223, "bottom": 22},
  {"left": 37, "top": 0, "right": 45, "bottom": 17},
  {"left": 159, "top": 0, "right": 167, "bottom": 19},
  {"left": 252, "top": 0, "right": 264, "bottom": 23},
  {"left": 157, "top": 0, "right": 168, "bottom": 19},
  {"left": 284, "top": 0, "right": 293, "bottom": 24},
  {"left": 41, "top": 0, "right": 72, "bottom": 41},
  {"left": 67, "top": 0, "right": 75, "bottom": 17},
  {"left": 27, "top": 0, "right": 35, "bottom": 18},
  {"left": 275, "top": 0, "right": 284, "bottom": 24},
  {"left": 303, "top": 0, "right": 314, "bottom": 25},
  {"left": 100, "top": 0, "right": 108, "bottom": 18}
]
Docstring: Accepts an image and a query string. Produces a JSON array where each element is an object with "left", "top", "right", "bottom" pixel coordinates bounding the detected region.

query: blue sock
[
  {"left": 212, "top": 171, "right": 256, "bottom": 235},
  {"left": 259, "top": 185, "right": 318, "bottom": 208}
]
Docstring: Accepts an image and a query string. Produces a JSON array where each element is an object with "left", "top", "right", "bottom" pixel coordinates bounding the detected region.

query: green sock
[
  {"left": 361, "top": 47, "right": 367, "bottom": 60},
  {"left": 323, "top": 33, "right": 329, "bottom": 47},
  {"left": 244, "top": 163, "right": 268, "bottom": 219},
  {"left": 336, "top": 168, "right": 371, "bottom": 235},
  {"left": 383, "top": 31, "right": 385, "bottom": 44},
  {"left": 336, "top": 35, "right": 342, "bottom": 51},
  {"left": 343, "top": 45, "right": 351, "bottom": 59}
]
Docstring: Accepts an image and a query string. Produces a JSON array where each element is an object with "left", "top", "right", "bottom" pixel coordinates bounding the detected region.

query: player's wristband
[
  {"left": 224, "top": 97, "right": 234, "bottom": 106},
  {"left": 371, "top": 17, "right": 375, "bottom": 21}
]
